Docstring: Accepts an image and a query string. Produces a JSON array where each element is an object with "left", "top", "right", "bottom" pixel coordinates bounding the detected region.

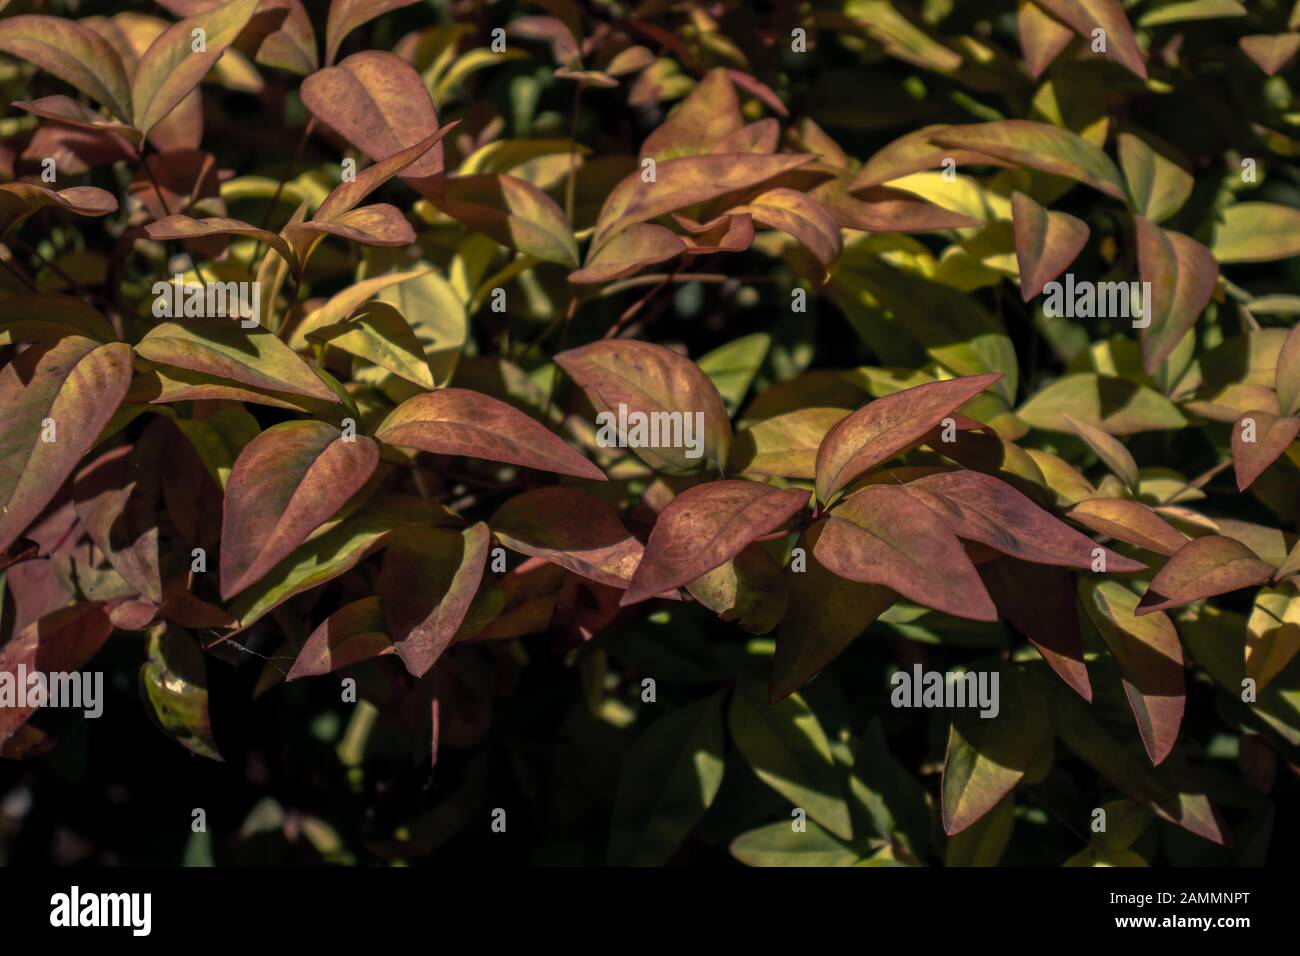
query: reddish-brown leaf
[
  {"left": 300, "top": 50, "right": 445, "bottom": 194},
  {"left": 286, "top": 597, "right": 393, "bottom": 680},
  {"left": 1137, "top": 535, "right": 1276, "bottom": 615},
  {"left": 815, "top": 486, "right": 996, "bottom": 621},
  {"left": 1232, "top": 410, "right": 1300, "bottom": 491},
  {"left": 1012, "top": 191, "right": 1089, "bottom": 301},
  {"left": 380, "top": 523, "right": 491, "bottom": 677},
  {"left": 622, "top": 480, "right": 809, "bottom": 606},
  {"left": 568, "top": 223, "right": 686, "bottom": 284},
  {"left": 220, "top": 421, "right": 379, "bottom": 599},
  {"left": 1080, "top": 579, "right": 1185, "bottom": 765},
  {"left": 374, "top": 388, "right": 606, "bottom": 482},
  {"left": 491, "top": 487, "right": 642, "bottom": 589},
  {"left": 0, "top": 603, "right": 113, "bottom": 745},
  {"left": 324, "top": 0, "right": 419, "bottom": 65},
  {"left": 979, "top": 558, "right": 1091, "bottom": 700},
  {"left": 814, "top": 373, "right": 1003, "bottom": 504},
  {"left": 1066, "top": 498, "right": 1187, "bottom": 556},
  {"left": 1136, "top": 217, "right": 1219, "bottom": 375},
  {"left": 0, "top": 15, "right": 133, "bottom": 122},
  {"left": 904, "top": 469, "right": 1146, "bottom": 572},
  {"left": 0, "top": 337, "right": 133, "bottom": 553}
]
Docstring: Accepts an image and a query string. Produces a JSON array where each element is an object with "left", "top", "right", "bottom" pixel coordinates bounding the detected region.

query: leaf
[
  {"left": 1137, "top": 0, "right": 1246, "bottom": 26},
  {"left": 1032, "top": 0, "right": 1147, "bottom": 79},
  {"left": 324, "top": 0, "right": 418, "bottom": 65},
  {"left": 1232, "top": 410, "right": 1300, "bottom": 492},
  {"left": 437, "top": 174, "right": 578, "bottom": 268},
  {"left": 379, "top": 524, "right": 491, "bottom": 677},
  {"left": 568, "top": 223, "right": 685, "bottom": 284},
  {"left": 375, "top": 388, "right": 604, "bottom": 480},
  {"left": 696, "top": 332, "right": 770, "bottom": 413},
  {"left": 227, "top": 493, "right": 450, "bottom": 629},
  {"left": 0, "top": 15, "right": 133, "bottom": 122},
  {"left": 1135, "top": 217, "right": 1219, "bottom": 375},
  {"left": 73, "top": 440, "right": 164, "bottom": 602},
  {"left": 286, "top": 597, "right": 392, "bottom": 680},
  {"left": 814, "top": 373, "right": 1003, "bottom": 504},
  {"left": 135, "top": 214, "right": 297, "bottom": 272},
  {"left": 815, "top": 486, "right": 996, "bottom": 621},
  {"left": 623, "top": 480, "right": 809, "bottom": 606},
  {"left": 1017, "top": 372, "right": 1187, "bottom": 435},
  {"left": 979, "top": 558, "right": 1092, "bottom": 700},
  {"left": 1012, "top": 191, "right": 1089, "bottom": 302},
  {"left": 555, "top": 339, "right": 732, "bottom": 475},
  {"left": 590, "top": 153, "right": 813, "bottom": 254},
  {"left": 770, "top": 523, "right": 897, "bottom": 702},
  {"left": 12, "top": 94, "right": 135, "bottom": 134},
  {"left": 1137, "top": 535, "right": 1276, "bottom": 615},
  {"left": 300, "top": 51, "right": 445, "bottom": 192},
  {"left": 1062, "top": 412, "right": 1140, "bottom": 492},
  {"left": 1212, "top": 203, "right": 1300, "bottom": 263},
  {"left": 136, "top": 320, "right": 340, "bottom": 403},
  {"left": 730, "top": 819, "right": 858, "bottom": 867},
  {"left": 1278, "top": 324, "right": 1300, "bottom": 418},
  {"left": 219, "top": 421, "right": 379, "bottom": 599},
  {"left": 1245, "top": 587, "right": 1300, "bottom": 690},
  {"left": 685, "top": 544, "right": 788, "bottom": 635},
  {"left": 931, "top": 121, "right": 1126, "bottom": 199},
  {"left": 728, "top": 682, "right": 852, "bottom": 841},
  {"left": 0, "top": 603, "right": 113, "bottom": 744},
  {"left": 731, "top": 408, "right": 849, "bottom": 479},
  {"left": 608, "top": 693, "right": 725, "bottom": 865},
  {"left": 1018, "top": 0, "right": 1075, "bottom": 78},
  {"left": 491, "top": 486, "right": 642, "bottom": 589},
  {"left": 139, "top": 626, "right": 220, "bottom": 760},
  {"left": 0, "top": 337, "right": 133, "bottom": 553},
  {"left": 1080, "top": 580, "right": 1185, "bottom": 765},
  {"left": 1239, "top": 34, "right": 1300, "bottom": 76},
  {"left": 132, "top": 0, "right": 260, "bottom": 137},
  {"left": 1066, "top": 498, "right": 1187, "bottom": 556},
  {"left": 314, "top": 126, "right": 457, "bottom": 225},
  {"left": 942, "top": 665, "right": 1051, "bottom": 835},
  {"left": 730, "top": 188, "right": 843, "bottom": 273},
  {"left": 0, "top": 292, "right": 116, "bottom": 345},
  {"left": 0, "top": 184, "right": 118, "bottom": 239},
  {"left": 1119, "top": 133, "right": 1193, "bottom": 224},
  {"left": 1038, "top": 682, "right": 1229, "bottom": 846},
  {"left": 640, "top": 68, "right": 743, "bottom": 162},
  {"left": 307, "top": 301, "right": 435, "bottom": 389},
  {"left": 904, "top": 469, "right": 1146, "bottom": 572},
  {"left": 945, "top": 793, "right": 1014, "bottom": 866}
]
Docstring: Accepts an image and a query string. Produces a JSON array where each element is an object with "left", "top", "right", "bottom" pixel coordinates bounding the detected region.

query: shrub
[{"left": 0, "top": 0, "right": 1296, "bottom": 867}]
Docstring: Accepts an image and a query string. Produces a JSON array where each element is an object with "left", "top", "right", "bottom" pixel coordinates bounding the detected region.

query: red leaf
[{"left": 622, "top": 480, "right": 809, "bottom": 606}]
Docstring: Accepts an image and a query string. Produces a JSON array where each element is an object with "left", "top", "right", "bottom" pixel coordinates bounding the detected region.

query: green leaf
[
  {"left": 1212, "top": 203, "right": 1300, "bottom": 263},
  {"left": 1018, "top": 372, "right": 1187, "bottom": 434},
  {"left": 308, "top": 301, "right": 436, "bottom": 389},
  {"left": 140, "top": 626, "right": 221, "bottom": 760},
  {"left": 697, "top": 332, "right": 771, "bottom": 413},
  {"left": 945, "top": 792, "right": 1015, "bottom": 866},
  {"left": 608, "top": 693, "right": 725, "bottom": 865},
  {"left": 729, "top": 819, "right": 859, "bottom": 867},
  {"left": 932, "top": 120, "right": 1127, "bottom": 198},
  {"left": 1118, "top": 133, "right": 1193, "bottom": 224},
  {"left": 942, "top": 665, "right": 1051, "bottom": 835},
  {"left": 728, "top": 682, "right": 853, "bottom": 841}
]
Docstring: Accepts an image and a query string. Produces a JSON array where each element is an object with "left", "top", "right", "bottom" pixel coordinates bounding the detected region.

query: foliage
[{"left": 0, "top": 0, "right": 1297, "bottom": 867}]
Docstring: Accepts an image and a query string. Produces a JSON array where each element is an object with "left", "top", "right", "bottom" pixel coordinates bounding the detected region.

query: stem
[
  {"left": 246, "top": 117, "right": 316, "bottom": 273},
  {"left": 1158, "top": 458, "right": 1234, "bottom": 506},
  {"left": 141, "top": 152, "right": 210, "bottom": 286},
  {"left": 565, "top": 80, "right": 584, "bottom": 225},
  {"left": 0, "top": 249, "right": 37, "bottom": 292},
  {"left": 8, "top": 236, "right": 88, "bottom": 297},
  {"left": 604, "top": 263, "right": 681, "bottom": 339}
]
